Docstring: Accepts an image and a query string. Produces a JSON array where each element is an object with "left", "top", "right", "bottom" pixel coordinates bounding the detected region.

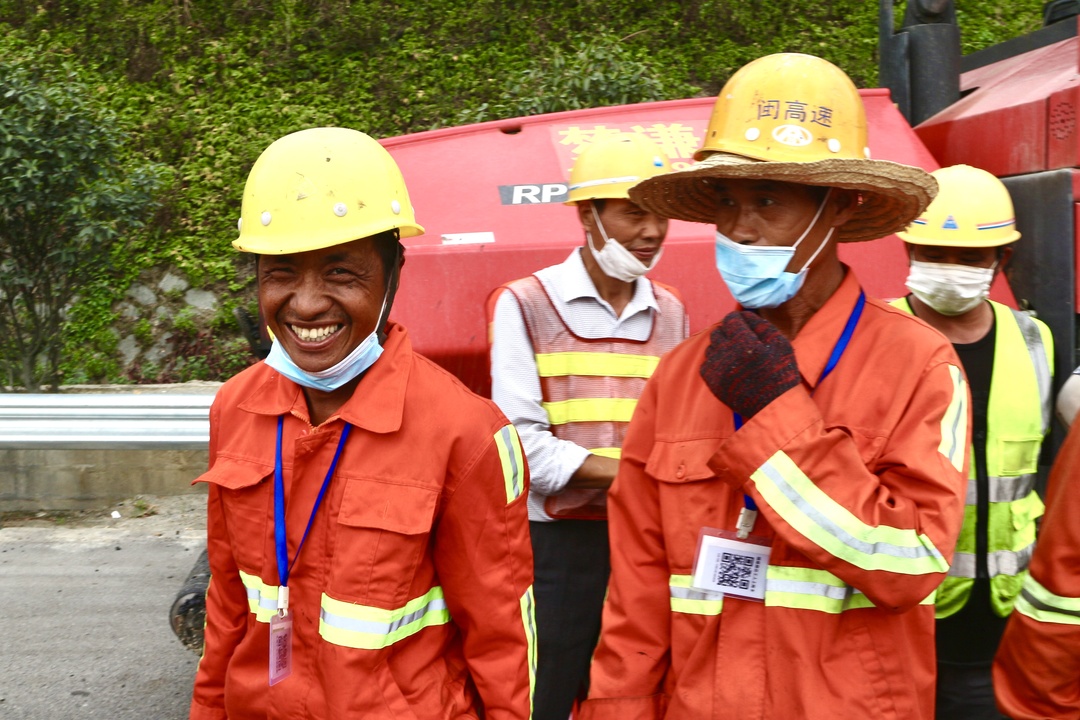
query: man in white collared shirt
[{"left": 488, "top": 136, "right": 688, "bottom": 720}]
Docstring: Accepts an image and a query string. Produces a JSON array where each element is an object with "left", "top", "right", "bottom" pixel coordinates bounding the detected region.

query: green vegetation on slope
[{"left": 0, "top": 0, "right": 1044, "bottom": 384}]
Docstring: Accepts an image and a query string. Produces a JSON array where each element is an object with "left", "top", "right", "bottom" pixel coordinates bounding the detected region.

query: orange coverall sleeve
[
  {"left": 433, "top": 418, "right": 536, "bottom": 720},
  {"left": 712, "top": 357, "right": 970, "bottom": 611},
  {"left": 190, "top": 401, "right": 250, "bottom": 720},
  {"left": 993, "top": 422, "right": 1080, "bottom": 720},
  {"left": 580, "top": 376, "right": 673, "bottom": 720}
]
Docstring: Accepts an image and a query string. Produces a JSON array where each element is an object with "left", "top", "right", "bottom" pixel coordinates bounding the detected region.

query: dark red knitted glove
[{"left": 699, "top": 311, "right": 800, "bottom": 420}]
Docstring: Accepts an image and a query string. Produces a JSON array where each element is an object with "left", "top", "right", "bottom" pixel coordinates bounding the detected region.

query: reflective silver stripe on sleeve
[
  {"left": 319, "top": 587, "right": 452, "bottom": 650},
  {"left": 322, "top": 596, "right": 448, "bottom": 636},
  {"left": 1014, "top": 574, "right": 1080, "bottom": 626}
]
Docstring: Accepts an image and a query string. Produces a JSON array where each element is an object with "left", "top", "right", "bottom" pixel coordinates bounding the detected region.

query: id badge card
[
  {"left": 269, "top": 613, "right": 293, "bottom": 685},
  {"left": 691, "top": 527, "right": 772, "bottom": 602}
]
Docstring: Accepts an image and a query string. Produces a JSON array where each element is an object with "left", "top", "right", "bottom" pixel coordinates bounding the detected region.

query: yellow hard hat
[
  {"left": 897, "top": 164, "right": 1020, "bottom": 247},
  {"left": 628, "top": 53, "right": 937, "bottom": 242},
  {"left": 695, "top": 52, "right": 869, "bottom": 164},
  {"left": 565, "top": 135, "right": 671, "bottom": 205},
  {"left": 234, "top": 127, "right": 424, "bottom": 254}
]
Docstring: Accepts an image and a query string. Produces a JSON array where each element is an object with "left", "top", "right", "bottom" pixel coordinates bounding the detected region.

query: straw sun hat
[{"left": 628, "top": 53, "right": 938, "bottom": 243}]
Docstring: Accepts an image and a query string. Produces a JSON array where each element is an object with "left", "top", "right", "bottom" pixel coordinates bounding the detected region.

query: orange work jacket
[
  {"left": 580, "top": 270, "right": 970, "bottom": 720},
  {"left": 993, "top": 420, "right": 1080, "bottom": 720},
  {"left": 189, "top": 323, "right": 535, "bottom": 720}
]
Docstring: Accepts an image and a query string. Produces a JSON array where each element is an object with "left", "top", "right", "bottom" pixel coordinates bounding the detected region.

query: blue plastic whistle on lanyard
[
  {"left": 734, "top": 291, "right": 865, "bottom": 538},
  {"left": 273, "top": 415, "right": 352, "bottom": 615}
]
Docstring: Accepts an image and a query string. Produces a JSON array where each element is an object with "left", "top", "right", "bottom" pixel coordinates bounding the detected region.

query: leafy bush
[
  {"left": 0, "top": 0, "right": 1047, "bottom": 386},
  {"left": 0, "top": 50, "right": 165, "bottom": 390},
  {"left": 456, "top": 30, "right": 696, "bottom": 124}
]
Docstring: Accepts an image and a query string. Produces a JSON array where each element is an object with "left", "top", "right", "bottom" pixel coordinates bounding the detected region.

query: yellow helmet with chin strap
[
  {"left": 564, "top": 135, "right": 671, "bottom": 205},
  {"left": 234, "top": 127, "right": 424, "bottom": 254},
  {"left": 897, "top": 164, "right": 1020, "bottom": 248}
]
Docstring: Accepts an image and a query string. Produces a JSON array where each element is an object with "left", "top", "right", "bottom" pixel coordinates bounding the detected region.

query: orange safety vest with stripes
[{"left": 491, "top": 275, "right": 686, "bottom": 520}]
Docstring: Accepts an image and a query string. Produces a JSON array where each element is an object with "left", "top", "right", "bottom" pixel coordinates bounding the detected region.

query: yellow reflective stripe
[
  {"left": 751, "top": 450, "right": 949, "bottom": 575},
  {"left": 543, "top": 398, "right": 638, "bottom": 425},
  {"left": 238, "top": 569, "right": 278, "bottom": 623},
  {"left": 520, "top": 586, "right": 538, "bottom": 713},
  {"left": 669, "top": 574, "right": 723, "bottom": 615},
  {"left": 762, "top": 566, "right": 937, "bottom": 613},
  {"left": 590, "top": 447, "right": 621, "bottom": 459},
  {"left": 319, "top": 587, "right": 451, "bottom": 649},
  {"left": 1015, "top": 575, "right": 1080, "bottom": 626},
  {"left": 534, "top": 352, "right": 659, "bottom": 378},
  {"left": 939, "top": 364, "right": 968, "bottom": 472},
  {"left": 671, "top": 569, "right": 937, "bottom": 616},
  {"left": 495, "top": 424, "right": 526, "bottom": 503},
  {"left": 764, "top": 565, "right": 852, "bottom": 613}
]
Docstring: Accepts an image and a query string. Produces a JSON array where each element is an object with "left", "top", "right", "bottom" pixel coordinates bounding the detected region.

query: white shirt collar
[{"left": 548, "top": 248, "right": 660, "bottom": 316}]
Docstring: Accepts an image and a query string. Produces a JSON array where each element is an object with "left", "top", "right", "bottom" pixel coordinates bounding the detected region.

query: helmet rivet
[
  {"left": 827, "top": 138, "right": 842, "bottom": 153},
  {"left": 333, "top": 202, "right": 348, "bottom": 217},
  {"left": 391, "top": 200, "right": 402, "bottom": 215},
  {"left": 745, "top": 128, "right": 761, "bottom": 142},
  {"left": 260, "top": 211, "right": 272, "bottom": 226},
  {"left": 237, "top": 218, "right": 243, "bottom": 232}
]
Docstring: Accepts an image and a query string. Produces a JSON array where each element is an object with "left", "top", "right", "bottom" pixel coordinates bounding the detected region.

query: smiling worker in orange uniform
[
  {"left": 578, "top": 53, "right": 969, "bottom": 720},
  {"left": 188, "top": 127, "right": 535, "bottom": 720}
]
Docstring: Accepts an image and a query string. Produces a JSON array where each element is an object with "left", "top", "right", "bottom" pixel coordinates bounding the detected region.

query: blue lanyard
[
  {"left": 274, "top": 415, "right": 352, "bottom": 597},
  {"left": 737, "top": 291, "right": 865, "bottom": 518}
]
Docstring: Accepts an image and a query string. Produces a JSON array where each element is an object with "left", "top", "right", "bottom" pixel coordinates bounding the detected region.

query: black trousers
[
  {"left": 530, "top": 519, "right": 611, "bottom": 720},
  {"left": 935, "top": 660, "right": 1007, "bottom": 720}
]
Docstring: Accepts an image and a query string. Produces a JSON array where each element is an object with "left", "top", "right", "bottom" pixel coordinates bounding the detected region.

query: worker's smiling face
[{"left": 258, "top": 238, "right": 386, "bottom": 373}]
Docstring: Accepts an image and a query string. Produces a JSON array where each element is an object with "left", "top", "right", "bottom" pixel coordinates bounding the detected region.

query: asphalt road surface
[{"left": 0, "top": 495, "right": 207, "bottom": 719}]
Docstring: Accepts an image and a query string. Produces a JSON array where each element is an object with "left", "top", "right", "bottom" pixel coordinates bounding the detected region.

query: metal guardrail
[{"left": 0, "top": 394, "right": 215, "bottom": 450}]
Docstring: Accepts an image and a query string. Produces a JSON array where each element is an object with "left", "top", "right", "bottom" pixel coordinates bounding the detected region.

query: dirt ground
[
  {"left": 0, "top": 491, "right": 207, "bottom": 718},
  {"left": 0, "top": 492, "right": 208, "bottom": 537}
]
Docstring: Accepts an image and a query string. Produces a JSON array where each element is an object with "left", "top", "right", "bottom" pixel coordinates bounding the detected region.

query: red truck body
[
  {"left": 381, "top": 92, "right": 1016, "bottom": 395},
  {"left": 914, "top": 19, "right": 1079, "bottom": 390}
]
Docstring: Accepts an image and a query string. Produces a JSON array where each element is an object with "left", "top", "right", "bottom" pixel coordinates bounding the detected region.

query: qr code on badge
[{"left": 714, "top": 551, "right": 755, "bottom": 590}]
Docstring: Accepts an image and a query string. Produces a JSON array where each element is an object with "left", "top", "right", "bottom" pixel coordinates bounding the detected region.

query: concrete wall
[{"left": 0, "top": 447, "right": 208, "bottom": 511}]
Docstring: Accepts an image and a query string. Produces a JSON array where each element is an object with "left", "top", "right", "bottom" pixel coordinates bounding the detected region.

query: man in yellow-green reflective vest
[
  {"left": 892, "top": 164, "right": 1054, "bottom": 720},
  {"left": 488, "top": 135, "right": 688, "bottom": 720}
]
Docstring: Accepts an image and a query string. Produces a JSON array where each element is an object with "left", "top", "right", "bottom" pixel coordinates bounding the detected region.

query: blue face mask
[
  {"left": 713, "top": 189, "right": 833, "bottom": 309},
  {"left": 264, "top": 290, "right": 388, "bottom": 392}
]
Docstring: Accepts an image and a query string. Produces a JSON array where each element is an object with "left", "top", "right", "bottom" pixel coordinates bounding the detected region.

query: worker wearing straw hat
[{"left": 578, "top": 53, "right": 968, "bottom": 720}]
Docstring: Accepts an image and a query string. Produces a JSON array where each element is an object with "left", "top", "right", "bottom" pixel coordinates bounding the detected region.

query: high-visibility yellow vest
[
  {"left": 892, "top": 298, "right": 1053, "bottom": 617},
  {"left": 497, "top": 275, "right": 686, "bottom": 520}
]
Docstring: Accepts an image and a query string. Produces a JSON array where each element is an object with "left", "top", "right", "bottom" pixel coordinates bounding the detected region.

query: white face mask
[
  {"left": 586, "top": 203, "right": 663, "bottom": 283},
  {"left": 906, "top": 259, "right": 996, "bottom": 316}
]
